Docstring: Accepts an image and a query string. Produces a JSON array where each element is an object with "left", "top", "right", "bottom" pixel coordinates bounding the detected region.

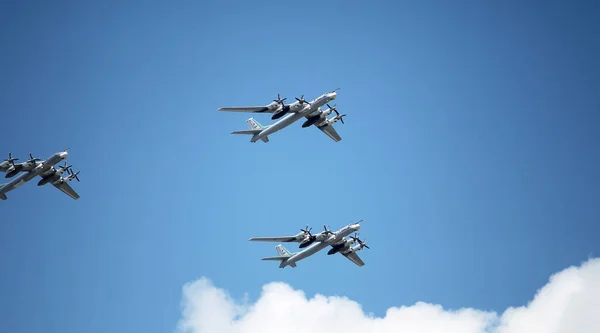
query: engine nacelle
[
  {"left": 301, "top": 115, "right": 320, "bottom": 128},
  {"left": 327, "top": 116, "right": 341, "bottom": 126},
  {"left": 38, "top": 175, "right": 58, "bottom": 186},
  {"left": 315, "top": 233, "right": 331, "bottom": 242},
  {"left": 327, "top": 238, "right": 353, "bottom": 255},
  {"left": 322, "top": 108, "right": 334, "bottom": 117},
  {"left": 5, "top": 165, "right": 22, "bottom": 178},
  {"left": 52, "top": 175, "right": 74, "bottom": 185},
  {"left": 271, "top": 109, "right": 287, "bottom": 120},
  {"left": 299, "top": 236, "right": 316, "bottom": 248}
]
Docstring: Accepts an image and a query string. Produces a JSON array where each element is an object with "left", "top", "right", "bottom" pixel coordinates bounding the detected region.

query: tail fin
[
  {"left": 276, "top": 244, "right": 292, "bottom": 257},
  {"left": 245, "top": 118, "right": 270, "bottom": 142},
  {"left": 246, "top": 117, "right": 265, "bottom": 130},
  {"left": 261, "top": 245, "right": 296, "bottom": 267}
]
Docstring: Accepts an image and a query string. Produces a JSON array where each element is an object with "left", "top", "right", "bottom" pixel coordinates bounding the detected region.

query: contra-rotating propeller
[
  {"left": 68, "top": 170, "right": 80, "bottom": 182},
  {"left": 59, "top": 162, "right": 72, "bottom": 174},
  {"left": 273, "top": 93, "right": 287, "bottom": 105},
  {"left": 27, "top": 153, "right": 41, "bottom": 164},
  {"left": 295, "top": 94, "right": 310, "bottom": 106},
  {"left": 350, "top": 233, "right": 370, "bottom": 249},
  {"left": 4, "top": 152, "right": 19, "bottom": 165},
  {"left": 333, "top": 109, "right": 346, "bottom": 124},
  {"left": 326, "top": 103, "right": 337, "bottom": 113},
  {"left": 301, "top": 225, "right": 312, "bottom": 236},
  {"left": 322, "top": 225, "right": 334, "bottom": 235}
]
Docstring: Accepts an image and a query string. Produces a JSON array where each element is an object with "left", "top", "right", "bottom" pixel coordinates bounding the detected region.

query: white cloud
[{"left": 177, "top": 258, "right": 600, "bottom": 333}]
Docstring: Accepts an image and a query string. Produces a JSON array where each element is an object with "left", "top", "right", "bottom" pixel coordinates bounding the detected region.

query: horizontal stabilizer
[
  {"left": 261, "top": 256, "right": 289, "bottom": 261},
  {"left": 231, "top": 129, "right": 262, "bottom": 135}
]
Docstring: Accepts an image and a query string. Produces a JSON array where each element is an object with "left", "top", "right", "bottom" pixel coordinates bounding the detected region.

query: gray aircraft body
[
  {"left": 249, "top": 220, "right": 369, "bottom": 268},
  {"left": 218, "top": 89, "right": 346, "bottom": 142},
  {"left": 0, "top": 149, "right": 80, "bottom": 200}
]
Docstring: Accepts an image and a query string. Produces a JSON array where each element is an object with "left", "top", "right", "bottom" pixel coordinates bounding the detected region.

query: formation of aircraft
[
  {"left": 2, "top": 89, "right": 366, "bottom": 270},
  {"left": 218, "top": 89, "right": 346, "bottom": 142},
  {"left": 0, "top": 149, "right": 80, "bottom": 200},
  {"left": 249, "top": 220, "right": 369, "bottom": 268}
]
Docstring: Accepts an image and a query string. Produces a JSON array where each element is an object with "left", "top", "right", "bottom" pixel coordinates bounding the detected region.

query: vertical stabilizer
[
  {"left": 246, "top": 118, "right": 265, "bottom": 130},
  {"left": 276, "top": 244, "right": 292, "bottom": 257}
]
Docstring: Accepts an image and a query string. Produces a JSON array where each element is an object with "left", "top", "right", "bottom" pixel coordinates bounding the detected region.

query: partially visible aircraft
[
  {"left": 249, "top": 220, "right": 369, "bottom": 268},
  {"left": 0, "top": 149, "right": 80, "bottom": 200},
  {"left": 218, "top": 89, "right": 346, "bottom": 142}
]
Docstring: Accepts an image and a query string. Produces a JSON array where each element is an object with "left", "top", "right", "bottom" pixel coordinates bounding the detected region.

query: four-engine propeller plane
[
  {"left": 218, "top": 89, "right": 346, "bottom": 142},
  {"left": 0, "top": 149, "right": 81, "bottom": 200},
  {"left": 249, "top": 220, "right": 369, "bottom": 268}
]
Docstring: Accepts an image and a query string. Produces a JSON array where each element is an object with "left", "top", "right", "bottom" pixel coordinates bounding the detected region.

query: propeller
[
  {"left": 301, "top": 225, "right": 312, "bottom": 235},
  {"left": 326, "top": 103, "right": 337, "bottom": 113},
  {"left": 295, "top": 94, "right": 310, "bottom": 106},
  {"left": 350, "top": 233, "right": 370, "bottom": 249},
  {"left": 273, "top": 93, "right": 287, "bottom": 105},
  {"left": 68, "top": 171, "right": 80, "bottom": 182},
  {"left": 323, "top": 225, "right": 333, "bottom": 235},
  {"left": 59, "top": 162, "right": 72, "bottom": 174},
  {"left": 333, "top": 110, "right": 346, "bottom": 124},
  {"left": 27, "top": 153, "right": 41, "bottom": 164},
  {"left": 4, "top": 152, "right": 19, "bottom": 165}
]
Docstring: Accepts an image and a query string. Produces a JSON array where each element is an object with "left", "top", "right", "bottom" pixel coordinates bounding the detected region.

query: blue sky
[{"left": 1, "top": 1, "right": 599, "bottom": 333}]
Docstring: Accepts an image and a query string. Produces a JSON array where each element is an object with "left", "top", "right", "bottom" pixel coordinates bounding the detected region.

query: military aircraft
[
  {"left": 249, "top": 220, "right": 368, "bottom": 268},
  {"left": 218, "top": 89, "right": 346, "bottom": 142},
  {"left": 0, "top": 149, "right": 80, "bottom": 200}
]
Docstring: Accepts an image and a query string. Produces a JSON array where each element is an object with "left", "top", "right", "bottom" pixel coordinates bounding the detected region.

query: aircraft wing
[
  {"left": 340, "top": 251, "right": 365, "bottom": 266},
  {"left": 218, "top": 106, "right": 273, "bottom": 113},
  {"left": 249, "top": 236, "right": 299, "bottom": 242},
  {"left": 51, "top": 182, "right": 80, "bottom": 200},
  {"left": 317, "top": 124, "right": 342, "bottom": 142}
]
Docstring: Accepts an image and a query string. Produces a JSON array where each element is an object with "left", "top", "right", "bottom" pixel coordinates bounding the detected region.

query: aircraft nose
[{"left": 59, "top": 151, "right": 68, "bottom": 159}]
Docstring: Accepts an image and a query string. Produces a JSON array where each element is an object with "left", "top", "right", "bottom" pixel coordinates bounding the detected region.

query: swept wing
[
  {"left": 341, "top": 251, "right": 365, "bottom": 266},
  {"left": 249, "top": 236, "right": 300, "bottom": 243},
  {"left": 316, "top": 124, "right": 342, "bottom": 142},
  {"left": 52, "top": 182, "right": 80, "bottom": 200},
  {"left": 218, "top": 106, "right": 274, "bottom": 113}
]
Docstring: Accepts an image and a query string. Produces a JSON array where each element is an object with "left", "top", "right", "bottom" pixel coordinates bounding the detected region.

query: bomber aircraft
[
  {"left": 249, "top": 220, "right": 369, "bottom": 268},
  {"left": 218, "top": 89, "right": 346, "bottom": 142},
  {"left": 0, "top": 149, "right": 80, "bottom": 200}
]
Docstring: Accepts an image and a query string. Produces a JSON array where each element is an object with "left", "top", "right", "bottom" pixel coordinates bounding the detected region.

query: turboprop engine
[
  {"left": 38, "top": 163, "right": 73, "bottom": 186},
  {"left": 5, "top": 164, "right": 23, "bottom": 178},
  {"left": 298, "top": 225, "right": 316, "bottom": 248},
  {"left": 299, "top": 236, "right": 316, "bottom": 248},
  {"left": 271, "top": 93, "right": 290, "bottom": 120},
  {"left": 302, "top": 104, "right": 337, "bottom": 128},
  {"left": 38, "top": 174, "right": 59, "bottom": 186}
]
